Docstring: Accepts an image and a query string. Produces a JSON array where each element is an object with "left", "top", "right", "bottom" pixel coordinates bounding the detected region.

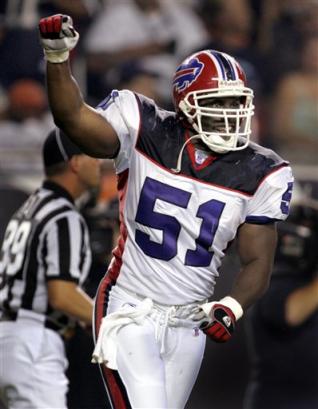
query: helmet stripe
[
  {"left": 207, "top": 50, "right": 225, "bottom": 79},
  {"left": 218, "top": 52, "right": 237, "bottom": 80},
  {"left": 210, "top": 51, "right": 236, "bottom": 80},
  {"left": 228, "top": 56, "right": 240, "bottom": 79}
]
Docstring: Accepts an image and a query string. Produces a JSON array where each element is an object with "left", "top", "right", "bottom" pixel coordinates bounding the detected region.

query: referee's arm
[
  {"left": 48, "top": 281, "right": 93, "bottom": 325},
  {"left": 44, "top": 212, "right": 93, "bottom": 325}
]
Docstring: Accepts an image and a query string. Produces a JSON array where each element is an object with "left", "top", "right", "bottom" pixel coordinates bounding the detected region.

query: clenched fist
[
  {"left": 39, "top": 14, "right": 79, "bottom": 63},
  {"left": 198, "top": 296, "right": 243, "bottom": 343},
  {"left": 201, "top": 303, "right": 236, "bottom": 342}
]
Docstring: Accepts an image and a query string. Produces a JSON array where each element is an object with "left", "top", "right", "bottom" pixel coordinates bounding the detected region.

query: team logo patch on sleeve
[{"left": 173, "top": 58, "right": 204, "bottom": 93}]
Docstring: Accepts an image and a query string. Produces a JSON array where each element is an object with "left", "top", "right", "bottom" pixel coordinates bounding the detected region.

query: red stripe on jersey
[
  {"left": 108, "top": 169, "right": 129, "bottom": 282},
  {"left": 94, "top": 275, "right": 112, "bottom": 336},
  {"left": 94, "top": 275, "right": 131, "bottom": 409},
  {"left": 93, "top": 169, "right": 131, "bottom": 408}
]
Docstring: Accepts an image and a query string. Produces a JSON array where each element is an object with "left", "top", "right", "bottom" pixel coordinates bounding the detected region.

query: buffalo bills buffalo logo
[{"left": 173, "top": 58, "right": 204, "bottom": 93}]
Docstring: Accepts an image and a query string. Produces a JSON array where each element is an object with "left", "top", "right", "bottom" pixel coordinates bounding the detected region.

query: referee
[{"left": 0, "top": 128, "right": 101, "bottom": 409}]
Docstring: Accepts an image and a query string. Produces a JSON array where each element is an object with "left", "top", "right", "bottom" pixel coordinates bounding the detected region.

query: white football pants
[{"left": 95, "top": 283, "right": 206, "bottom": 409}]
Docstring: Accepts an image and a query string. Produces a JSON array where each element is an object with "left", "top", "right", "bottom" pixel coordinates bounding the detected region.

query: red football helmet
[{"left": 172, "top": 50, "right": 254, "bottom": 153}]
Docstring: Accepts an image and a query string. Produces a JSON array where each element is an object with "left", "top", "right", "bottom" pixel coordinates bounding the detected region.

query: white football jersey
[{"left": 96, "top": 90, "right": 294, "bottom": 305}]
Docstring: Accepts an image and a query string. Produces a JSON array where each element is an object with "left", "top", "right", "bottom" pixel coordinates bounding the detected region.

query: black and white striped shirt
[{"left": 0, "top": 181, "right": 91, "bottom": 329}]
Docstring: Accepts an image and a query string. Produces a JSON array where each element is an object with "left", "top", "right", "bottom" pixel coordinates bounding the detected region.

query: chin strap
[{"left": 171, "top": 134, "right": 201, "bottom": 174}]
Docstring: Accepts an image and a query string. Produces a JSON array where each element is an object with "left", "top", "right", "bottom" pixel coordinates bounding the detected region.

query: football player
[{"left": 38, "top": 15, "right": 294, "bottom": 409}]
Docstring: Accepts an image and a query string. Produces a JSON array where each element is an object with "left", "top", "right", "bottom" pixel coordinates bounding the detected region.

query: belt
[{"left": 0, "top": 309, "right": 75, "bottom": 339}]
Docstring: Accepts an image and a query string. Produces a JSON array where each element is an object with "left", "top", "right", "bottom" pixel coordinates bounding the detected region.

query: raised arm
[{"left": 39, "top": 14, "right": 119, "bottom": 158}]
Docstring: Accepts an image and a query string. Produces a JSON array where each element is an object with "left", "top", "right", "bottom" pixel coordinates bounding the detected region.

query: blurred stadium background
[{"left": 0, "top": 1, "right": 317, "bottom": 408}]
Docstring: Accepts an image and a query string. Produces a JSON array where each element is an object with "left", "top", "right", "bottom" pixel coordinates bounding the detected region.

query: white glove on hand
[
  {"left": 39, "top": 14, "right": 79, "bottom": 63},
  {"left": 192, "top": 296, "right": 243, "bottom": 343}
]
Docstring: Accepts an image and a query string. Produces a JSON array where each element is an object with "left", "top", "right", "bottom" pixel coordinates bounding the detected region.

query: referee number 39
[{"left": 0, "top": 219, "right": 32, "bottom": 284}]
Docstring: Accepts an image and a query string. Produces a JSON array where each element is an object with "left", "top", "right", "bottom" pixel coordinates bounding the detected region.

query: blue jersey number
[
  {"left": 135, "top": 178, "right": 225, "bottom": 267},
  {"left": 280, "top": 182, "right": 293, "bottom": 215}
]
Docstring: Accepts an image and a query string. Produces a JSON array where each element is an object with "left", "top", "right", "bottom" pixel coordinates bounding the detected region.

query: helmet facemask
[{"left": 179, "top": 86, "right": 254, "bottom": 153}]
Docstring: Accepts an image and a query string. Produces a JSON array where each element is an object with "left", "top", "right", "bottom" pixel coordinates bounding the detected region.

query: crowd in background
[
  {"left": 0, "top": 1, "right": 317, "bottom": 409},
  {"left": 0, "top": 0, "right": 317, "bottom": 188}
]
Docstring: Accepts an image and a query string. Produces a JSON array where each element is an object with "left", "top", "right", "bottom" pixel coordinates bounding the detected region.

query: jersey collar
[
  {"left": 185, "top": 130, "right": 219, "bottom": 170},
  {"left": 42, "top": 180, "right": 75, "bottom": 204}
]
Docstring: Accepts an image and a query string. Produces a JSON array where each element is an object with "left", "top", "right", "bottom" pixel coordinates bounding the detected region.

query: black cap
[{"left": 43, "top": 128, "right": 83, "bottom": 168}]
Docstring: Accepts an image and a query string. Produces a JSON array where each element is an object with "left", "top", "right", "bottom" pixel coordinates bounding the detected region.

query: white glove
[
  {"left": 39, "top": 14, "right": 79, "bottom": 63},
  {"left": 196, "top": 297, "right": 243, "bottom": 343},
  {"left": 200, "top": 297, "right": 243, "bottom": 320}
]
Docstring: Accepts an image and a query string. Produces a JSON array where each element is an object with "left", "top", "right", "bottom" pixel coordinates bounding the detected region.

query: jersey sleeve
[
  {"left": 43, "top": 212, "right": 91, "bottom": 283},
  {"left": 245, "top": 165, "right": 294, "bottom": 224},
  {"left": 96, "top": 89, "right": 140, "bottom": 173}
]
